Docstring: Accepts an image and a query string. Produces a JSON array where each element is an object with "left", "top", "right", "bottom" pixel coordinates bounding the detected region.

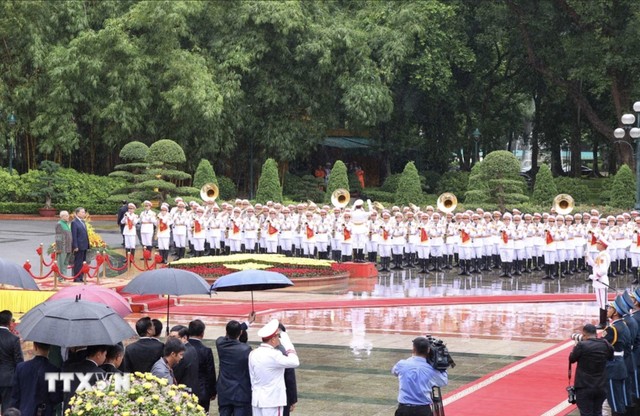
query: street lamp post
[
  {"left": 7, "top": 113, "right": 16, "bottom": 175},
  {"left": 613, "top": 105, "right": 640, "bottom": 210},
  {"left": 472, "top": 128, "right": 481, "bottom": 164}
]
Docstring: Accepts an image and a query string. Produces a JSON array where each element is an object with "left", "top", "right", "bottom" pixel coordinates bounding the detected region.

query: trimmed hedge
[
  {"left": 532, "top": 165, "right": 556, "bottom": 206},
  {"left": 396, "top": 161, "right": 424, "bottom": 205},
  {"left": 283, "top": 173, "right": 324, "bottom": 202},
  {"left": 255, "top": 158, "right": 283, "bottom": 203},
  {"left": 0, "top": 202, "right": 120, "bottom": 215},
  {"left": 325, "top": 160, "right": 349, "bottom": 202}
]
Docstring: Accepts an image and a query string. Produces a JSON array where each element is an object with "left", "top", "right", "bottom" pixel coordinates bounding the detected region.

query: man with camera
[
  {"left": 391, "top": 337, "right": 448, "bottom": 416},
  {"left": 569, "top": 323, "right": 613, "bottom": 416}
]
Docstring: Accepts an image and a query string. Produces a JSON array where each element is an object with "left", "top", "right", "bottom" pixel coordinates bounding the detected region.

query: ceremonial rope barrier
[{"left": 27, "top": 245, "right": 166, "bottom": 287}]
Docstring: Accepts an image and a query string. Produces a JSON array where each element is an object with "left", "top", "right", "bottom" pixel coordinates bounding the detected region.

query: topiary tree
[
  {"left": 218, "top": 176, "right": 237, "bottom": 201},
  {"left": 554, "top": 177, "right": 590, "bottom": 205},
  {"left": 255, "top": 158, "right": 283, "bottom": 203},
  {"left": 283, "top": 173, "right": 324, "bottom": 202},
  {"left": 436, "top": 171, "right": 469, "bottom": 198},
  {"left": 463, "top": 163, "right": 489, "bottom": 205},
  {"left": 193, "top": 159, "right": 218, "bottom": 190},
  {"left": 348, "top": 172, "right": 363, "bottom": 197},
  {"left": 108, "top": 141, "right": 150, "bottom": 202},
  {"left": 610, "top": 164, "right": 636, "bottom": 208},
  {"left": 325, "top": 160, "right": 349, "bottom": 203},
  {"left": 395, "top": 161, "right": 423, "bottom": 206},
  {"left": 464, "top": 151, "right": 528, "bottom": 211},
  {"left": 531, "top": 164, "right": 557, "bottom": 206},
  {"left": 28, "top": 161, "right": 67, "bottom": 209}
]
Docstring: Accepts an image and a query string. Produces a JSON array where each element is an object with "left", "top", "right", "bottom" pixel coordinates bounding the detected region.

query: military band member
[
  {"left": 172, "top": 201, "right": 189, "bottom": 260},
  {"left": 191, "top": 206, "right": 207, "bottom": 257},
  {"left": 416, "top": 212, "right": 430, "bottom": 274},
  {"left": 279, "top": 207, "right": 294, "bottom": 256},
  {"left": 206, "top": 204, "right": 223, "bottom": 256},
  {"left": 341, "top": 212, "right": 354, "bottom": 262},
  {"left": 391, "top": 212, "right": 406, "bottom": 270},
  {"left": 586, "top": 236, "right": 611, "bottom": 329},
  {"left": 330, "top": 207, "right": 343, "bottom": 262},
  {"left": 315, "top": 209, "right": 331, "bottom": 260},
  {"left": 138, "top": 200, "right": 157, "bottom": 252},
  {"left": 428, "top": 212, "right": 446, "bottom": 272},
  {"left": 554, "top": 215, "right": 569, "bottom": 277},
  {"left": 511, "top": 214, "right": 525, "bottom": 276},
  {"left": 121, "top": 203, "right": 139, "bottom": 260},
  {"left": 378, "top": 211, "right": 393, "bottom": 272},
  {"left": 631, "top": 218, "right": 640, "bottom": 284},
  {"left": 264, "top": 209, "right": 280, "bottom": 254},
  {"left": 498, "top": 213, "right": 514, "bottom": 278},
  {"left": 351, "top": 199, "right": 370, "bottom": 263},
  {"left": 156, "top": 203, "right": 172, "bottom": 263},
  {"left": 443, "top": 212, "right": 456, "bottom": 269},
  {"left": 302, "top": 211, "right": 316, "bottom": 258},
  {"left": 542, "top": 216, "right": 557, "bottom": 280},
  {"left": 243, "top": 206, "right": 259, "bottom": 253},
  {"left": 404, "top": 211, "right": 419, "bottom": 268},
  {"left": 227, "top": 207, "right": 244, "bottom": 254}
]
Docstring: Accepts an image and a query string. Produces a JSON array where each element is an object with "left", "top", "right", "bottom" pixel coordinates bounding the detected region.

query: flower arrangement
[
  {"left": 85, "top": 216, "right": 107, "bottom": 249},
  {"left": 66, "top": 372, "right": 205, "bottom": 416}
]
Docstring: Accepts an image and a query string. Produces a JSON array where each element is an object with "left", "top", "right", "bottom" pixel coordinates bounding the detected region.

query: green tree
[
  {"left": 325, "top": 161, "right": 349, "bottom": 203},
  {"left": 610, "top": 164, "right": 636, "bottom": 209},
  {"left": 255, "top": 158, "right": 283, "bottom": 204},
  {"left": 531, "top": 165, "right": 557, "bottom": 206},
  {"left": 465, "top": 151, "right": 528, "bottom": 210},
  {"left": 193, "top": 159, "right": 218, "bottom": 190},
  {"left": 463, "top": 163, "right": 489, "bottom": 206},
  {"left": 395, "top": 161, "right": 423, "bottom": 206}
]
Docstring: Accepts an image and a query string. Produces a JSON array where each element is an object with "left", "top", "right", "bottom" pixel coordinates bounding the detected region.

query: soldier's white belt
[{"left": 614, "top": 351, "right": 624, "bottom": 357}]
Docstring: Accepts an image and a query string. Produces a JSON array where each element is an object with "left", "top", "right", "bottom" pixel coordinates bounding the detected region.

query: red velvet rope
[{"left": 104, "top": 253, "right": 129, "bottom": 272}]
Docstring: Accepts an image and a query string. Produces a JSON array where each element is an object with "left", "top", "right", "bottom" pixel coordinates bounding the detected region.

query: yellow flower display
[{"left": 66, "top": 373, "right": 205, "bottom": 416}]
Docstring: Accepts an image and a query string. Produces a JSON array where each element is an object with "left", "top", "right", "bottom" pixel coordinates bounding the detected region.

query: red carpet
[
  {"left": 442, "top": 340, "right": 576, "bottom": 416},
  {"left": 149, "top": 292, "right": 613, "bottom": 317}
]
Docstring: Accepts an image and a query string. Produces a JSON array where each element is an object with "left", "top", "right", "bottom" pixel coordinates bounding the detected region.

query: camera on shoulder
[
  {"left": 424, "top": 334, "right": 456, "bottom": 371},
  {"left": 567, "top": 385, "right": 576, "bottom": 404}
]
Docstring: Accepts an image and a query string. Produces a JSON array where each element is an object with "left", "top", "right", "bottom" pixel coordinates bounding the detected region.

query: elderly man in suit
[
  {"left": 10, "top": 342, "right": 62, "bottom": 416},
  {"left": 70, "top": 207, "right": 89, "bottom": 282},
  {"left": 216, "top": 320, "right": 253, "bottom": 416},
  {"left": 0, "top": 311, "right": 23, "bottom": 413}
]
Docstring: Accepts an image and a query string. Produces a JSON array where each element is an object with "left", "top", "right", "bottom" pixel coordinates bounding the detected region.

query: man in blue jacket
[
  {"left": 70, "top": 207, "right": 89, "bottom": 282},
  {"left": 216, "top": 320, "right": 253, "bottom": 416}
]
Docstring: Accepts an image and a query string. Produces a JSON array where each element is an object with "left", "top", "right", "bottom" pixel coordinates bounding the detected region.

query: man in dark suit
[
  {"left": 216, "top": 320, "right": 252, "bottom": 416},
  {"left": 0, "top": 311, "right": 23, "bottom": 413},
  {"left": 123, "top": 317, "right": 164, "bottom": 373},
  {"left": 10, "top": 342, "right": 62, "bottom": 416},
  {"left": 188, "top": 319, "right": 216, "bottom": 413},
  {"left": 116, "top": 200, "right": 128, "bottom": 246},
  {"left": 277, "top": 323, "right": 298, "bottom": 416},
  {"left": 169, "top": 325, "right": 200, "bottom": 395},
  {"left": 99, "top": 344, "right": 124, "bottom": 375},
  {"left": 70, "top": 207, "right": 89, "bottom": 282},
  {"left": 61, "top": 345, "right": 107, "bottom": 409}
]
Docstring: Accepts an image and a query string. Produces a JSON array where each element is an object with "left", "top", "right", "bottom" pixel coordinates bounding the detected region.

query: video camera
[
  {"left": 571, "top": 333, "right": 584, "bottom": 342},
  {"left": 425, "top": 335, "right": 456, "bottom": 371}
]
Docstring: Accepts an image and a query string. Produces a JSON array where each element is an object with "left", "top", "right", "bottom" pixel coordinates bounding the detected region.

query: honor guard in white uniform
[
  {"left": 429, "top": 212, "right": 446, "bottom": 272},
  {"left": 480, "top": 212, "right": 495, "bottom": 271},
  {"left": 121, "top": 203, "right": 139, "bottom": 259},
  {"left": 416, "top": 212, "right": 431, "bottom": 274},
  {"left": 264, "top": 209, "right": 280, "bottom": 254},
  {"left": 227, "top": 207, "right": 244, "bottom": 254},
  {"left": 206, "top": 204, "right": 222, "bottom": 255},
  {"left": 350, "top": 199, "right": 371, "bottom": 262},
  {"left": 378, "top": 211, "right": 393, "bottom": 272},
  {"left": 156, "top": 203, "right": 172, "bottom": 263},
  {"left": 139, "top": 200, "right": 157, "bottom": 252},
  {"left": 469, "top": 213, "right": 483, "bottom": 274},
  {"left": 497, "top": 213, "right": 514, "bottom": 278},
  {"left": 457, "top": 213, "right": 473, "bottom": 276},
  {"left": 531, "top": 213, "right": 544, "bottom": 271},
  {"left": 172, "top": 201, "right": 189, "bottom": 260},
  {"left": 391, "top": 212, "right": 406, "bottom": 270},
  {"left": 630, "top": 217, "right": 640, "bottom": 284},
  {"left": 191, "top": 206, "right": 207, "bottom": 257},
  {"left": 315, "top": 209, "right": 331, "bottom": 259},
  {"left": 542, "top": 216, "right": 558, "bottom": 279},
  {"left": 301, "top": 211, "right": 316, "bottom": 257},
  {"left": 443, "top": 212, "right": 456, "bottom": 269},
  {"left": 364, "top": 211, "right": 380, "bottom": 264},
  {"left": 404, "top": 211, "right": 419, "bottom": 268},
  {"left": 564, "top": 215, "right": 577, "bottom": 275},
  {"left": 340, "top": 212, "right": 354, "bottom": 262},
  {"left": 279, "top": 208, "right": 294, "bottom": 256},
  {"left": 243, "top": 206, "right": 259, "bottom": 253},
  {"left": 586, "top": 236, "right": 611, "bottom": 329},
  {"left": 330, "top": 208, "right": 343, "bottom": 262}
]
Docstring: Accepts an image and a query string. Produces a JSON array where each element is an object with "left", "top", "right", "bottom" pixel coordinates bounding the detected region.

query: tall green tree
[
  {"left": 395, "top": 161, "right": 423, "bottom": 206},
  {"left": 255, "top": 158, "right": 283, "bottom": 203},
  {"left": 531, "top": 164, "right": 557, "bottom": 206},
  {"left": 325, "top": 160, "right": 349, "bottom": 203}
]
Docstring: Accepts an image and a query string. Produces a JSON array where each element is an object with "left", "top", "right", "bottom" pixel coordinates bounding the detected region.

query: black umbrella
[
  {"left": 0, "top": 257, "right": 40, "bottom": 290},
  {"left": 16, "top": 297, "right": 136, "bottom": 348},
  {"left": 210, "top": 270, "right": 294, "bottom": 313},
  {"left": 121, "top": 268, "right": 210, "bottom": 335}
]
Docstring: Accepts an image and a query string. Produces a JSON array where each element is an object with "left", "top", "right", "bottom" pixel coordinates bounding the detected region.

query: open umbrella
[
  {"left": 210, "top": 270, "right": 294, "bottom": 313},
  {"left": 16, "top": 297, "right": 136, "bottom": 348},
  {"left": 121, "top": 268, "right": 210, "bottom": 335},
  {"left": 0, "top": 257, "right": 40, "bottom": 290},
  {"left": 48, "top": 284, "right": 132, "bottom": 317}
]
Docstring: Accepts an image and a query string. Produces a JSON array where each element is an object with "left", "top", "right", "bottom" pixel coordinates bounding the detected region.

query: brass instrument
[
  {"left": 437, "top": 193, "right": 458, "bottom": 214},
  {"left": 372, "top": 201, "right": 385, "bottom": 212},
  {"left": 200, "top": 183, "right": 219, "bottom": 202},
  {"left": 409, "top": 203, "right": 420, "bottom": 212},
  {"left": 552, "top": 194, "right": 574, "bottom": 215},
  {"left": 331, "top": 188, "right": 350, "bottom": 208}
]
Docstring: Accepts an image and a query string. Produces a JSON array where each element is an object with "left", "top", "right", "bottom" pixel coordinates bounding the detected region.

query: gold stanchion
[
  {"left": 53, "top": 259, "right": 58, "bottom": 290},
  {"left": 100, "top": 251, "right": 106, "bottom": 284},
  {"left": 39, "top": 243, "right": 44, "bottom": 277},
  {"left": 82, "top": 261, "right": 87, "bottom": 285}
]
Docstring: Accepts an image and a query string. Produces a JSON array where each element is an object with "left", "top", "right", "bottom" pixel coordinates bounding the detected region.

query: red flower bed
[
  {"left": 173, "top": 263, "right": 340, "bottom": 279},
  {"left": 172, "top": 265, "right": 232, "bottom": 279},
  {"left": 265, "top": 267, "right": 340, "bottom": 278}
]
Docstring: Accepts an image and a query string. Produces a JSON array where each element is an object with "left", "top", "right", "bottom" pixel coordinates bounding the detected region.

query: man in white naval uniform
[{"left": 249, "top": 319, "right": 300, "bottom": 416}]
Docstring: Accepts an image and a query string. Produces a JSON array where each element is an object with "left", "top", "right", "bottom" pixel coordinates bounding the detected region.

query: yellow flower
[
  {"left": 145, "top": 373, "right": 154, "bottom": 380},
  {"left": 85, "top": 403, "right": 92, "bottom": 411},
  {"left": 123, "top": 413, "right": 130, "bottom": 416},
  {"left": 182, "top": 392, "right": 189, "bottom": 398},
  {"left": 175, "top": 406, "right": 181, "bottom": 412},
  {"left": 151, "top": 410, "right": 158, "bottom": 415},
  {"left": 143, "top": 382, "right": 153, "bottom": 389},
  {"left": 136, "top": 396, "right": 145, "bottom": 404},
  {"left": 77, "top": 411, "right": 84, "bottom": 416},
  {"left": 187, "top": 402, "right": 195, "bottom": 409},
  {"left": 75, "top": 398, "right": 83, "bottom": 406},
  {"left": 134, "top": 371, "right": 143, "bottom": 377},
  {"left": 152, "top": 394, "right": 160, "bottom": 401},
  {"left": 112, "top": 399, "right": 119, "bottom": 406},
  {"left": 158, "top": 378, "right": 168, "bottom": 386},
  {"left": 108, "top": 392, "right": 116, "bottom": 397}
]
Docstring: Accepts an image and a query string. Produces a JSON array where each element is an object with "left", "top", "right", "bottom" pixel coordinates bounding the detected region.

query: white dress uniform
[
  {"left": 243, "top": 213, "right": 259, "bottom": 253},
  {"left": 586, "top": 239, "right": 611, "bottom": 328},
  {"left": 139, "top": 206, "right": 157, "bottom": 250},
  {"left": 351, "top": 201, "right": 371, "bottom": 261},
  {"left": 301, "top": 214, "right": 316, "bottom": 257},
  {"left": 364, "top": 215, "right": 381, "bottom": 263},
  {"left": 227, "top": 213, "right": 244, "bottom": 254},
  {"left": 191, "top": 210, "right": 207, "bottom": 255},
  {"left": 340, "top": 216, "right": 354, "bottom": 262},
  {"left": 378, "top": 215, "right": 393, "bottom": 271},
  {"left": 264, "top": 214, "right": 280, "bottom": 254},
  {"left": 121, "top": 205, "right": 139, "bottom": 253},
  {"left": 172, "top": 206, "right": 190, "bottom": 259},
  {"left": 156, "top": 208, "right": 172, "bottom": 262},
  {"left": 315, "top": 214, "right": 331, "bottom": 259},
  {"left": 279, "top": 214, "right": 294, "bottom": 254}
]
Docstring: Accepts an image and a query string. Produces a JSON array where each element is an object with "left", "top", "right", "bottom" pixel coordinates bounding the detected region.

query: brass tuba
[
  {"left": 200, "top": 183, "right": 219, "bottom": 202},
  {"left": 331, "top": 188, "right": 350, "bottom": 208},
  {"left": 372, "top": 201, "right": 385, "bottom": 212},
  {"left": 437, "top": 192, "right": 458, "bottom": 214},
  {"left": 552, "top": 194, "right": 574, "bottom": 215}
]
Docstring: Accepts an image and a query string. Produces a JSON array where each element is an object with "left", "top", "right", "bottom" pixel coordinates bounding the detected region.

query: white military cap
[{"left": 257, "top": 319, "right": 280, "bottom": 340}]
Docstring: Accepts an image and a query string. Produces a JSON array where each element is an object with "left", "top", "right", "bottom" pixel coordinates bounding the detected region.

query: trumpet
[{"left": 331, "top": 188, "right": 350, "bottom": 208}]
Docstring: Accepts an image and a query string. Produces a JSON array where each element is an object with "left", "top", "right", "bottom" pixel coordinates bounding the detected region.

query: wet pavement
[{"left": 2, "top": 219, "right": 620, "bottom": 415}]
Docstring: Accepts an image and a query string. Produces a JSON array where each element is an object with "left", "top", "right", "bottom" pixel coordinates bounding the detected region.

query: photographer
[
  {"left": 569, "top": 324, "right": 613, "bottom": 416},
  {"left": 391, "top": 337, "right": 448, "bottom": 416}
]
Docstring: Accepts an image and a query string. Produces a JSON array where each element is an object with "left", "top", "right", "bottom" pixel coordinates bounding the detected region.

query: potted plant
[{"left": 30, "top": 161, "right": 66, "bottom": 217}]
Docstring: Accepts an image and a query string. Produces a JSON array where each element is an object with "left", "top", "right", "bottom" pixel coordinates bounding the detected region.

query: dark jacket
[
  {"left": 11, "top": 356, "right": 63, "bottom": 416},
  {"left": 61, "top": 359, "right": 105, "bottom": 409},
  {"left": 123, "top": 338, "right": 164, "bottom": 373},
  {"left": 215, "top": 336, "right": 252, "bottom": 406},
  {"left": 173, "top": 342, "right": 200, "bottom": 395},
  {"left": 0, "top": 327, "right": 23, "bottom": 387},
  {"left": 569, "top": 337, "right": 614, "bottom": 390},
  {"left": 99, "top": 363, "right": 123, "bottom": 375},
  {"left": 70, "top": 218, "right": 89, "bottom": 251},
  {"left": 277, "top": 343, "right": 298, "bottom": 414},
  {"left": 188, "top": 338, "right": 216, "bottom": 405}
]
